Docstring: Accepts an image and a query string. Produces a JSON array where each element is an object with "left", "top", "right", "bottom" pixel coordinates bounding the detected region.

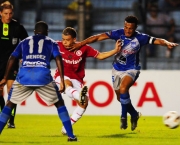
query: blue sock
[
  {"left": 0, "top": 106, "right": 12, "bottom": 134},
  {"left": 120, "top": 93, "right": 131, "bottom": 118},
  {"left": 57, "top": 106, "right": 74, "bottom": 138},
  {"left": 127, "top": 102, "right": 138, "bottom": 117}
]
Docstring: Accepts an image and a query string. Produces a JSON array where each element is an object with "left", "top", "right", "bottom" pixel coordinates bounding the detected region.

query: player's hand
[
  {"left": 165, "top": 41, "right": 179, "bottom": 49},
  {"left": 0, "top": 79, "right": 7, "bottom": 90},
  {"left": 59, "top": 82, "right": 65, "bottom": 93},
  {"left": 69, "top": 42, "right": 82, "bottom": 51},
  {"left": 115, "top": 39, "right": 122, "bottom": 52}
]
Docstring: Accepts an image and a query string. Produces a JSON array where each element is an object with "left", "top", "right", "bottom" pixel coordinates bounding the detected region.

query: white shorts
[
  {"left": 8, "top": 80, "right": 62, "bottom": 106},
  {"left": 55, "top": 76, "right": 89, "bottom": 100},
  {"left": 112, "top": 68, "right": 140, "bottom": 90}
]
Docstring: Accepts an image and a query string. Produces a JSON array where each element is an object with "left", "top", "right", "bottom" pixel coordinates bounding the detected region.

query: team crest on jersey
[
  {"left": 76, "top": 50, "right": 82, "bottom": 56},
  {"left": 131, "top": 42, "right": 136, "bottom": 47}
]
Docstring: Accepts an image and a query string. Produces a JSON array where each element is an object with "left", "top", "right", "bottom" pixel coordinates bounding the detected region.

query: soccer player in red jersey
[{"left": 54, "top": 27, "right": 121, "bottom": 134}]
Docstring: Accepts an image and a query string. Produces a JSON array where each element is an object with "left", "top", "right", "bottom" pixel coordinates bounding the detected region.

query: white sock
[
  {"left": 65, "top": 86, "right": 80, "bottom": 100},
  {"left": 70, "top": 106, "right": 86, "bottom": 125},
  {"left": 62, "top": 106, "right": 86, "bottom": 134}
]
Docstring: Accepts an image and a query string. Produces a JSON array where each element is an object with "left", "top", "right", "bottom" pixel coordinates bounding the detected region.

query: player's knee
[{"left": 120, "top": 86, "right": 128, "bottom": 93}]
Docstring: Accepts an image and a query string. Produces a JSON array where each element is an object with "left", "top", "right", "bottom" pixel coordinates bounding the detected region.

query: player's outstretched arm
[
  {"left": 55, "top": 55, "right": 65, "bottom": 93},
  {"left": 70, "top": 33, "right": 109, "bottom": 51},
  {"left": 154, "top": 38, "right": 179, "bottom": 49},
  {"left": 96, "top": 39, "right": 122, "bottom": 60}
]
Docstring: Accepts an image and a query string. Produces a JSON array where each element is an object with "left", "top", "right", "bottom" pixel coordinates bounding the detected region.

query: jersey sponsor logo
[
  {"left": 121, "top": 49, "right": 137, "bottom": 55},
  {"left": 62, "top": 57, "right": 82, "bottom": 64},
  {"left": 121, "top": 39, "right": 139, "bottom": 55},
  {"left": 26, "top": 55, "right": 46, "bottom": 60},
  {"left": 23, "top": 61, "right": 47, "bottom": 67},
  {"left": 76, "top": 50, "right": 82, "bottom": 56}
]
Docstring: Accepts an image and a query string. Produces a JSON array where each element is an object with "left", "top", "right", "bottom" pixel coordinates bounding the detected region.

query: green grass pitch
[{"left": 0, "top": 115, "right": 180, "bottom": 145}]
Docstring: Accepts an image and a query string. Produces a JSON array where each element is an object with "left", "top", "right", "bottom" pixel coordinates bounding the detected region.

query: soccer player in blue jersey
[
  {"left": 71, "top": 15, "right": 179, "bottom": 131},
  {"left": 0, "top": 21, "right": 77, "bottom": 141}
]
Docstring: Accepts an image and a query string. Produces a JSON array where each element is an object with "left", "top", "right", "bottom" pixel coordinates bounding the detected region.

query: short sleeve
[
  {"left": 52, "top": 42, "right": 61, "bottom": 58},
  {"left": 84, "top": 45, "right": 99, "bottom": 58},
  {"left": 11, "top": 42, "right": 22, "bottom": 58}
]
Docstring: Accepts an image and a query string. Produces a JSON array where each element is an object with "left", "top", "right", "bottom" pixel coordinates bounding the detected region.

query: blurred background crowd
[{"left": 1, "top": 0, "right": 180, "bottom": 70}]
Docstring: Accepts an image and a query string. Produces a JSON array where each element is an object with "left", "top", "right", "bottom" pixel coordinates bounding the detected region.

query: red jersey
[{"left": 54, "top": 41, "right": 99, "bottom": 83}]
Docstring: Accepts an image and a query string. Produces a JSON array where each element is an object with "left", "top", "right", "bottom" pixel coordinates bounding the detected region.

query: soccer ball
[{"left": 163, "top": 111, "right": 180, "bottom": 129}]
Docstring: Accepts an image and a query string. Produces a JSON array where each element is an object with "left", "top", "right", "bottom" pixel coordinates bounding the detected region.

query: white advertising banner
[{"left": 3, "top": 69, "right": 180, "bottom": 116}]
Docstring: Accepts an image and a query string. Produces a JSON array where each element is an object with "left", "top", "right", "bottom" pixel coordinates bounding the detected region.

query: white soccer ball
[{"left": 163, "top": 111, "right": 180, "bottom": 129}]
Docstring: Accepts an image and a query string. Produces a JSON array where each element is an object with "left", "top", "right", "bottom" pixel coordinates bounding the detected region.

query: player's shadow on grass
[{"left": 98, "top": 132, "right": 137, "bottom": 138}]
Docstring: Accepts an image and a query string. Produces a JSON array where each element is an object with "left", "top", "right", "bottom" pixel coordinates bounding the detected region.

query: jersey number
[{"left": 29, "top": 39, "right": 44, "bottom": 54}]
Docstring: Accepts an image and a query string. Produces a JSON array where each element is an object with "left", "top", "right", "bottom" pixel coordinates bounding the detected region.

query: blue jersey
[
  {"left": 106, "top": 29, "right": 155, "bottom": 71},
  {"left": 11, "top": 34, "right": 61, "bottom": 86}
]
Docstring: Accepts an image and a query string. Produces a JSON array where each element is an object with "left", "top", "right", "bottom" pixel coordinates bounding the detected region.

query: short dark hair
[
  {"left": 125, "top": 15, "right": 138, "bottom": 26},
  {"left": 0, "top": 1, "right": 13, "bottom": 12},
  {"left": 34, "top": 21, "right": 48, "bottom": 35},
  {"left": 63, "top": 27, "right": 77, "bottom": 38}
]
